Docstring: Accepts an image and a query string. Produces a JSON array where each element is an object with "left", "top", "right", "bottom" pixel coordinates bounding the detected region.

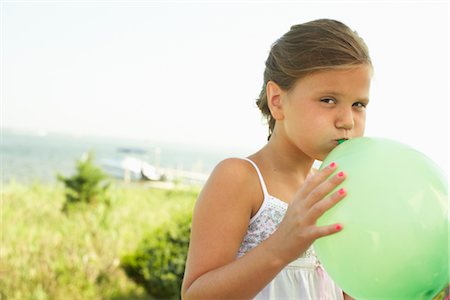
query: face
[{"left": 273, "top": 65, "right": 372, "bottom": 161}]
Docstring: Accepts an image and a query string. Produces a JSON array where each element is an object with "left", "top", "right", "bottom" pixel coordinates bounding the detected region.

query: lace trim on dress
[
  {"left": 237, "top": 159, "right": 319, "bottom": 266},
  {"left": 238, "top": 195, "right": 287, "bottom": 256}
]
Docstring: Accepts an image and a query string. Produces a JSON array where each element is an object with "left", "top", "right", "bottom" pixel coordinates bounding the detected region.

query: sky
[{"left": 2, "top": 1, "right": 449, "bottom": 173}]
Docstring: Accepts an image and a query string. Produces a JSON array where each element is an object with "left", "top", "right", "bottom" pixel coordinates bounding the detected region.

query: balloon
[{"left": 314, "top": 137, "right": 448, "bottom": 299}]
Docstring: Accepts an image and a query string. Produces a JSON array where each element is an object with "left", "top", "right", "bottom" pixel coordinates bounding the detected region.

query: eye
[
  {"left": 320, "top": 97, "right": 336, "bottom": 104},
  {"left": 353, "top": 102, "right": 367, "bottom": 109}
]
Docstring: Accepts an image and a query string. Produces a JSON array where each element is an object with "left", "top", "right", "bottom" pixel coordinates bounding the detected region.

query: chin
[
  {"left": 314, "top": 148, "right": 335, "bottom": 161},
  {"left": 305, "top": 146, "right": 332, "bottom": 162}
]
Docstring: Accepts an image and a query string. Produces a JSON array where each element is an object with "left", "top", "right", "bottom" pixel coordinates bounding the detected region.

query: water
[{"left": 1, "top": 129, "right": 248, "bottom": 184}]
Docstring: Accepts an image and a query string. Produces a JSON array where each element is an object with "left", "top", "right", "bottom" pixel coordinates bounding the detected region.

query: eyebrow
[{"left": 319, "top": 91, "right": 370, "bottom": 103}]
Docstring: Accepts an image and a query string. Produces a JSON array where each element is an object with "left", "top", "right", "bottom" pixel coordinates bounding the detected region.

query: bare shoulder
[
  {"left": 198, "top": 157, "right": 260, "bottom": 208},
  {"left": 191, "top": 157, "right": 262, "bottom": 244},
  {"left": 208, "top": 157, "right": 256, "bottom": 184},
  {"left": 182, "top": 158, "right": 260, "bottom": 293},
  {"left": 213, "top": 157, "right": 256, "bottom": 176}
]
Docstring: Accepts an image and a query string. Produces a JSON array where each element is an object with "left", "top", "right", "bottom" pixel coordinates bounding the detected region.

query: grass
[{"left": 0, "top": 181, "right": 199, "bottom": 300}]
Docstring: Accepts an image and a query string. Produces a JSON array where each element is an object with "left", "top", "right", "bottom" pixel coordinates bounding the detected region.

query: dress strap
[{"left": 242, "top": 158, "right": 270, "bottom": 199}]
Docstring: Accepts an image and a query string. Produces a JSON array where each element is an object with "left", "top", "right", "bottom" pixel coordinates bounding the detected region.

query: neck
[{"left": 252, "top": 134, "right": 315, "bottom": 180}]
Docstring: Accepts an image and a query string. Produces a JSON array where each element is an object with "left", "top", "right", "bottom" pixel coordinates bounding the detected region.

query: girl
[{"left": 182, "top": 19, "right": 372, "bottom": 299}]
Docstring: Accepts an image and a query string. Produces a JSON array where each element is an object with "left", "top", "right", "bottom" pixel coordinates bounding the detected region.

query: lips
[
  {"left": 333, "top": 138, "right": 349, "bottom": 145},
  {"left": 337, "top": 138, "right": 348, "bottom": 144}
]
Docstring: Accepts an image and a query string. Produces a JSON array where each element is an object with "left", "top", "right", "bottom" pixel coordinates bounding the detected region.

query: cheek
[{"left": 355, "top": 114, "right": 367, "bottom": 136}]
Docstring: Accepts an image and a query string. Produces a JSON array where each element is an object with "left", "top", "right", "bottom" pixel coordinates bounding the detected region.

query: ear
[{"left": 266, "top": 81, "right": 285, "bottom": 120}]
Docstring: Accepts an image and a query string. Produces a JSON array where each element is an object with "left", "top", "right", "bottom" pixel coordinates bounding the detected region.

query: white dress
[{"left": 237, "top": 158, "right": 344, "bottom": 300}]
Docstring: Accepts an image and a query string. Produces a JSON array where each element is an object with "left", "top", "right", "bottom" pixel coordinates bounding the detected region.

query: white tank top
[{"left": 237, "top": 158, "right": 344, "bottom": 300}]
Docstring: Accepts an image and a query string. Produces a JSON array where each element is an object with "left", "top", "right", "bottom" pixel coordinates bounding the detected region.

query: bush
[
  {"left": 57, "top": 151, "right": 111, "bottom": 211},
  {"left": 121, "top": 209, "right": 192, "bottom": 299}
]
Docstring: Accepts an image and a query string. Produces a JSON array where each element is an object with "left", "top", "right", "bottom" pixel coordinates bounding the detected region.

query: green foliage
[
  {"left": 57, "top": 151, "right": 111, "bottom": 211},
  {"left": 121, "top": 209, "right": 192, "bottom": 299},
  {"left": 1, "top": 181, "right": 199, "bottom": 299}
]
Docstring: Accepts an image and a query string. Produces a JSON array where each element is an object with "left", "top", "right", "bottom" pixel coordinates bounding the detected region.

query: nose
[{"left": 335, "top": 107, "right": 354, "bottom": 130}]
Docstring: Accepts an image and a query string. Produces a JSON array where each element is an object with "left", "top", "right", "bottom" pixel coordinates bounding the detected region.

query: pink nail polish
[
  {"left": 338, "top": 188, "right": 346, "bottom": 195},
  {"left": 338, "top": 171, "right": 345, "bottom": 177},
  {"left": 335, "top": 224, "right": 343, "bottom": 231},
  {"left": 329, "top": 162, "right": 336, "bottom": 168}
]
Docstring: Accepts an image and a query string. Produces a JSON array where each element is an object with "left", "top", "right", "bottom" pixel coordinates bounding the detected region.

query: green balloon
[{"left": 315, "top": 137, "right": 448, "bottom": 299}]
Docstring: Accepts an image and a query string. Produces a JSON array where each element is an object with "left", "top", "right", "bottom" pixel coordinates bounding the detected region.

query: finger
[
  {"left": 307, "top": 187, "right": 346, "bottom": 222},
  {"left": 298, "top": 161, "right": 339, "bottom": 198},
  {"left": 304, "top": 170, "right": 346, "bottom": 208},
  {"left": 312, "top": 223, "right": 344, "bottom": 240}
]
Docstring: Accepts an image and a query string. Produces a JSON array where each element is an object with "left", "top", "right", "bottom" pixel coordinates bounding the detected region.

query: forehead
[{"left": 291, "top": 65, "right": 372, "bottom": 97}]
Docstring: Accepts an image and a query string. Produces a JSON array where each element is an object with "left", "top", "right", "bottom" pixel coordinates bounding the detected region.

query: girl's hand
[{"left": 268, "top": 162, "right": 346, "bottom": 263}]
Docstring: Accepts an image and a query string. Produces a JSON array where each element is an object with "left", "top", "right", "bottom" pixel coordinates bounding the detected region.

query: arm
[
  {"left": 182, "top": 159, "right": 346, "bottom": 299},
  {"left": 182, "top": 158, "right": 286, "bottom": 299}
]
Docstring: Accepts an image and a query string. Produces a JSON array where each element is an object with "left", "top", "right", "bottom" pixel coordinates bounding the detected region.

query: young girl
[{"left": 182, "top": 19, "right": 372, "bottom": 299}]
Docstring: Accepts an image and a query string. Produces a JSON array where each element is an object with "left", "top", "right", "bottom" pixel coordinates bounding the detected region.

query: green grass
[{"left": 0, "top": 181, "right": 199, "bottom": 300}]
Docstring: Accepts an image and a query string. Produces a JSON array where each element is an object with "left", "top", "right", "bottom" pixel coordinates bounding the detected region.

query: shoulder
[
  {"left": 182, "top": 159, "right": 263, "bottom": 294},
  {"left": 200, "top": 158, "right": 260, "bottom": 202},
  {"left": 210, "top": 158, "right": 256, "bottom": 182},
  {"left": 190, "top": 157, "right": 262, "bottom": 256},
  {"left": 195, "top": 158, "right": 262, "bottom": 217}
]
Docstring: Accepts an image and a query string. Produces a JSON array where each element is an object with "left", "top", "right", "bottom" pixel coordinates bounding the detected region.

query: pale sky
[{"left": 2, "top": 1, "right": 449, "bottom": 173}]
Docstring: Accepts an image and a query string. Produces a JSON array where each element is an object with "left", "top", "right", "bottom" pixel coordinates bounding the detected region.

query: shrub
[
  {"left": 57, "top": 151, "right": 111, "bottom": 211},
  {"left": 121, "top": 209, "right": 192, "bottom": 299}
]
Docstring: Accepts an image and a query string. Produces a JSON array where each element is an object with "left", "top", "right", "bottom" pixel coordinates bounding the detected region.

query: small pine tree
[{"left": 58, "top": 151, "right": 111, "bottom": 211}]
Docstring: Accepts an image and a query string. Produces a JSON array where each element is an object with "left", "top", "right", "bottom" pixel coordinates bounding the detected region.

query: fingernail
[
  {"left": 337, "top": 171, "right": 345, "bottom": 177},
  {"left": 329, "top": 162, "right": 336, "bottom": 168},
  {"left": 338, "top": 188, "right": 346, "bottom": 195},
  {"left": 335, "top": 224, "right": 343, "bottom": 231}
]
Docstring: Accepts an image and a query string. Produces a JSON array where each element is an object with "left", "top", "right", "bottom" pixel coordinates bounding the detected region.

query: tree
[{"left": 57, "top": 151, "right": 111, "bottom": 211}]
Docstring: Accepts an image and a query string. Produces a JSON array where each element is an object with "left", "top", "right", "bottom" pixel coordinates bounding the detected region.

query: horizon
[
  {"left": 2, "top": 1, "right": 449, "bottom": 173},
  {"left": 1, "top": 126, "right": 255, "bottom": 155}
]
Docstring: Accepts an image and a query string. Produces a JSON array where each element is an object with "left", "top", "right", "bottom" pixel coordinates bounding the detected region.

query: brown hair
[{"left": 256, "top": 19, "right": 372, "bottom": 140}]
